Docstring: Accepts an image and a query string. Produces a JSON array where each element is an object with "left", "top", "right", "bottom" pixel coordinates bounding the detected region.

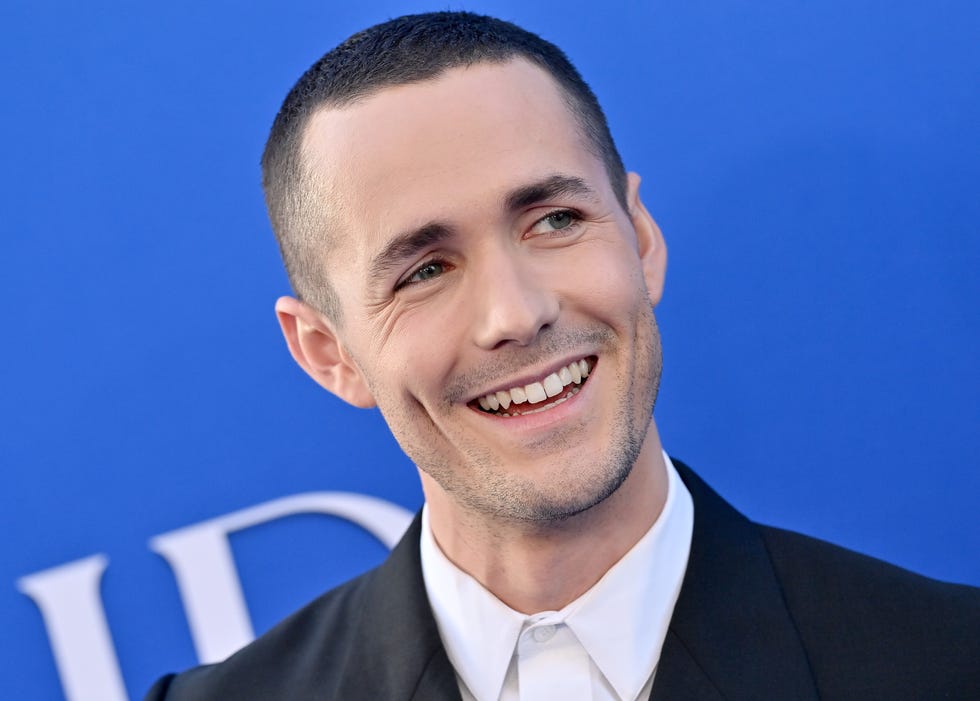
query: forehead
[{"left": 299, "top": 59, "right": 609, "bottom": 272}]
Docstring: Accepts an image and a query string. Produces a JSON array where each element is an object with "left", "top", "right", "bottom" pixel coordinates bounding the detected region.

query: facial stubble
[{"left": 375, "top": 298, "right": 663, "bottom": 526}]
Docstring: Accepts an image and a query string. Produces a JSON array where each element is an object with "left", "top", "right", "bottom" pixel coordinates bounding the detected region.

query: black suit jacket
[{"left": 146, "top": 462, "right": 980, "bottom": 700}]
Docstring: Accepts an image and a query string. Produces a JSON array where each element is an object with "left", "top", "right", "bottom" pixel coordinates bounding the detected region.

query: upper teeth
[{"left": 476, "top": 358, "right": 591, "bottom": 412}]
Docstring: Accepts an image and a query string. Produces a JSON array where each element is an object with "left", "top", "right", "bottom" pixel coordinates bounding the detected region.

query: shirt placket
[{"left": 517, "top": 620, "right": 592, "bottom": 700}]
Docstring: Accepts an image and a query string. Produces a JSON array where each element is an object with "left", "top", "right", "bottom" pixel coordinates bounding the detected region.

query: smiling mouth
[{"left": 469, "top": 357, "right": 595, "bottom": 417}]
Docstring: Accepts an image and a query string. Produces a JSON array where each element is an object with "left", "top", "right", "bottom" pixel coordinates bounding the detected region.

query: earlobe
[
  {"left": 275, "top": 296, "right": 377, "bottom": 408},
  {"left": 626, "top": 173, "right": 668, "bottom": 307}
]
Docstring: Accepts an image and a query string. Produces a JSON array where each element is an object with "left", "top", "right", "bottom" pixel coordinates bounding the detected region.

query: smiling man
[{"left": 146, "top": 12, "right": 979, "bottom": 701}]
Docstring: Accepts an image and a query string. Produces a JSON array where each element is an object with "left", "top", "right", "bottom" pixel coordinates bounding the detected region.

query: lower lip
[{"left": 469, "top": 364, "right": 595, "bottom": 432}]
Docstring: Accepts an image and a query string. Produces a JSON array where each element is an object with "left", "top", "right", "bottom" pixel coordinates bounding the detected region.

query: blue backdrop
[{"left": 3, "top": 2, "right": 977, "bottom": 700}]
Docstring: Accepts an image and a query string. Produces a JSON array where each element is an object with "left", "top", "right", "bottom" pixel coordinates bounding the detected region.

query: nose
[{"left": 471, "top": 248, "right": 559, "bottom": 350}]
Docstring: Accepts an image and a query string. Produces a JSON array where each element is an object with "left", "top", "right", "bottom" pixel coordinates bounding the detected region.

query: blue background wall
[{"left": 3, "top": 2, "right": 977, "bottom": 699}]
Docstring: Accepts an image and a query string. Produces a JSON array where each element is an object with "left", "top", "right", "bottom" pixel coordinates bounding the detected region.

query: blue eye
[
  {"left": 412, "top": 262, "right": 444, "bottom": 281},
  {"left": 529, "top": 209, "right": 581, "bottom": 237},
  {"left": 398, "top": 260, "right": 447, "bottom": 289},
  {"left": 545, "top": 210, "right": 575, "bottom": 229}
]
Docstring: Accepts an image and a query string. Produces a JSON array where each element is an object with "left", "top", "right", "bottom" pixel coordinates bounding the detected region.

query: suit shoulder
[
  {"left": 759, "top": 525, "right": 980, "bottom": 697},
  {"left": 146, "top": 567, "right": 377, "bottom": 701},
  {"left": 760, "top": 524, "right": 980, "bottom": 612}
]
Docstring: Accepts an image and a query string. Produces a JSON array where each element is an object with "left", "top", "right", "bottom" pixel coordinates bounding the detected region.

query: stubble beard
[{"left": 395, "top": 304, "right": 663, "bottom": 525}]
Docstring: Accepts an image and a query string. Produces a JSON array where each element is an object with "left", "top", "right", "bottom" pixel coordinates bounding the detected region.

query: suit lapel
[
  {"left": 650, "top": 462, "right": 819, "bottom": 700},
  {"left": 651, "top": 629, "right": 725, "bottom": 700},
  {"left": 410, "top": 650, "right": 464, "bottom": 701},
  {"left": 334, "top": 513, "right": 462, "bottom": 701},
  {"left": 340, "top": 463, "right": 819, "bottom": 701}
]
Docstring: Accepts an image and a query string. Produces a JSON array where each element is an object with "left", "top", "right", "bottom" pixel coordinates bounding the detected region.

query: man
[{"left": 146, "top": 12, "right": 979, "bottom": 700}]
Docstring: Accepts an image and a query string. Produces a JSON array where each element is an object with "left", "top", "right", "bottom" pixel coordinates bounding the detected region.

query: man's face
[{"left": 297, "top": 59, "right": 666, "bottom": 522}]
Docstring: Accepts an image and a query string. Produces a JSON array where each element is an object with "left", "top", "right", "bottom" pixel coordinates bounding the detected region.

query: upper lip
[{"left": 464, "top": 353, "right": 594, "bottom": 403}]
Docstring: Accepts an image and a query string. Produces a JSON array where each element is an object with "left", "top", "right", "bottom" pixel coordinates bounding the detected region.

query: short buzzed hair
[{"left": 261, "top": 11, "right": 627, "bottom": 321}]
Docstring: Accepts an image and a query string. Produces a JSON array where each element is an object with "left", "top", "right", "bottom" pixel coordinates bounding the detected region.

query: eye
[
  {"left": 544, "top": 210, "right": 575, "bottom": 229},
  {"left": 529, "top": 209, "right": 581, "bottom": 236},
  {"left": 396, "top": 259, "right": 449, "bottom": 289}
]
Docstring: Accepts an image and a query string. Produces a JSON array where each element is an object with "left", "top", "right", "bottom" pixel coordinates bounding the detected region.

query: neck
[{"left": 422, "top": 420, "right": 668, "bottom": 614}]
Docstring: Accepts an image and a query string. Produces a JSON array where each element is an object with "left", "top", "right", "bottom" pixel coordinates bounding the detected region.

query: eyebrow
[
  {"left": 369, "top": 222, "right": 453, "bottom": 282},
  {"left": 505, "top": 174, "right": 598, "bottom": 212},
  {"left": 368, "top": 173, "right": 598, "bottom": 283}
]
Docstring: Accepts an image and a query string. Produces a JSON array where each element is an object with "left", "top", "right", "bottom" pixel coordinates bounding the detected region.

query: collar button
[{"left": 531, "top": 624, "right": 556, "bottom": 643}]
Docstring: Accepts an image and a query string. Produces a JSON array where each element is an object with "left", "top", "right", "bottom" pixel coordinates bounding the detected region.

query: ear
[
  {"left": 625, "top": 172, "right": 667, "bottom": 307},
  {"left": 275, "top": 296, "right": 377, "bottom": 408}
]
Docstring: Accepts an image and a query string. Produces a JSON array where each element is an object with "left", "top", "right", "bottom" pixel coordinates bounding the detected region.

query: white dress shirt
[{"left": 420, "top": 452, "right": 694, "bottom": 701}]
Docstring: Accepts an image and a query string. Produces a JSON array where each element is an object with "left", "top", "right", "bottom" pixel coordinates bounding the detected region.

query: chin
[{"left": 464, "top": 436, "right": 642, "bottom": 524}]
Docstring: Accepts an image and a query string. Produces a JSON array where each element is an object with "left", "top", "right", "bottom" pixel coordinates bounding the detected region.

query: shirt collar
[
  {"left": 420, "top": 452, "right": 694, "bottom": 701},
  {"left": 420, "top": 508, "right": 525, "bottom": 701},
  {"left": 563, "top": 453, "right": 693, "bottom": 699}
]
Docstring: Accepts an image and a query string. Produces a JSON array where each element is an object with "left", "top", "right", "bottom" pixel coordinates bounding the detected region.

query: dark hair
[{"left": 261, "top": 11, "right": 627, "bottom": 321}]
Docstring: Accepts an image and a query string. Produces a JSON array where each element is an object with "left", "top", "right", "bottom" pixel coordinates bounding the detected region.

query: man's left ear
[{"left": 626, "top": 172, "right": 667, "bottom": 306}]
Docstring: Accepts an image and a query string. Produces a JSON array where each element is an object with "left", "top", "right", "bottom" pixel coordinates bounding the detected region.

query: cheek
[
  {"left": 564, "top": 246, "right": 647, "bottom": 311},
  {"left": 372, "top": 316, "right": 463, "bottom": 412}
]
